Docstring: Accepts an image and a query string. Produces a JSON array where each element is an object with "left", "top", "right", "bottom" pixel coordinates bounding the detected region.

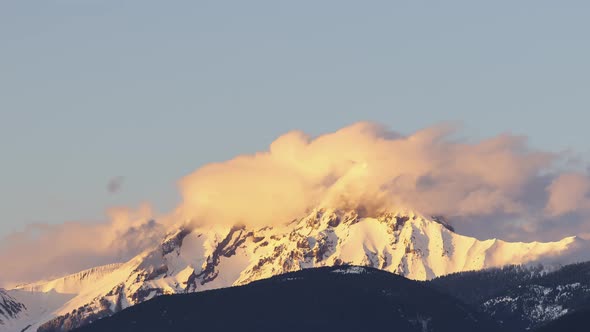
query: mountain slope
[
  {"left": 14, "top": 208, "right": 584, "bottom": 332},
  {"left": 534, "top": 306, "right": 590, "bottom": 332},
  {"left": 0, "top": 289, "right": 26, "bottom": 328},
  {"left": 0, "top": 264, "right": 125, "bottom": 332},
  {"left": 431, "top": 262, "right": 590, "bottom": 330},
  {"left": 71, "top": 266, "right": 501, "bottom": 332},
  {"left": 2, "top": 290, "right": 79, "bottom": 332},
  {"left": 14, "top": 264, "right": 123, "bottom": 295}
]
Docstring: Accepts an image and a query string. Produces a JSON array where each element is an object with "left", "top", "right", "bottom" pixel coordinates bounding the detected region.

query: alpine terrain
[
  {"left": 1, "top": 208, "right": 586, "bottom": 332},
  {"left": 0, "top": 289, "right": 26, "bottom": 330}
]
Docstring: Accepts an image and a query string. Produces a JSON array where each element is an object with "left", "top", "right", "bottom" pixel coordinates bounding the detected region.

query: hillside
[{"left": 70, "top": 266, "right": 501, "bottom": 332}]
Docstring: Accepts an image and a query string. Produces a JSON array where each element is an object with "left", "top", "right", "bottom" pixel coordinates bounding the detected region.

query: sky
[{"left": 1, "top": 0, "right": 590, "bottom": 240}]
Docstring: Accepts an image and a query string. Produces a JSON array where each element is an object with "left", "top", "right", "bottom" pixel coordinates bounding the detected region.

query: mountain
[
  {"left": 70, "top": 266, "right": 501, "bottom": 332},
  {"left": 1, "top": 265, "right": 121, "bottom": 332},
  {"left": 431, "top": 261, "right": 590, "bottom": 330},
  {"left": 14, "top": 264, "right": 123, "bottom": 295},
  {"left": 534, "top": 306, "right": 590, "bottom": 332},
  {"left": 0, "top": 289, "right": 26, "bottom": 329},
  {"left": 5, "top": 208, "right": 584, "bottom": 332}
]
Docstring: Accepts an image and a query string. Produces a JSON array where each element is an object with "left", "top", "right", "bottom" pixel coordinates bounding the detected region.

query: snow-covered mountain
[
  {"left": 0, "top": 289, "right": 26, "bottom": 329},
  {"left": 1, "top": 289, "right": 75, "bottom": 332},
  {"left": 13, "top": 264, "right": 123, "bottom": 295},
  {"left": 3, "top": 208, "right": 586, "bottom": 332},
  {"left": 0, "top": 264, "right": 123, "bottom": 331}
]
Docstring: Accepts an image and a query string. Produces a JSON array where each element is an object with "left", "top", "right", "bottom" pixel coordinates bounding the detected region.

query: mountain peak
[{"left": 16, "top": 208, "right": 587, "bottom": 332}]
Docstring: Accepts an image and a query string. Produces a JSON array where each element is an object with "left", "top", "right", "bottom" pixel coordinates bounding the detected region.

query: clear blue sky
[{"left": 1, "top": 1, "right": 589, "bottom": 237}]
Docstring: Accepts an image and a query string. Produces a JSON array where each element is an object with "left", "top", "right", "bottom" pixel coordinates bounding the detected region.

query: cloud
[
  {"left": 3, "top": 122, "right": 590, "bottom": 286},
  {"left": 0, "top": 204, "right": 163, "bottom": 287},
  {"left": 545, "top": 173, "right": 590, "bottom": 216},
  {"left": 175, "top": 122, "right": 590, "bottom": 243},
  {"left": 176, "top": 122, "right": 565, "bottom": 236}
]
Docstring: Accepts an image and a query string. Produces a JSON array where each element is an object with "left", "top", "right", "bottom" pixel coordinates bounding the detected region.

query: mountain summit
[{"left": 3, "top": 208, "right": 584, "bottom": 331}]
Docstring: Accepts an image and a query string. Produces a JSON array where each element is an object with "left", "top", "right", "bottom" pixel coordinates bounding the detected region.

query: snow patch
[{"left": 332, "top": 266, "right": 368, "bottom": 274}]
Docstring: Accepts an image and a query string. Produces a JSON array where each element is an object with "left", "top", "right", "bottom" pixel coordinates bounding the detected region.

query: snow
[
  {"left": 338, "top": 218, "right": 391, "bottom": 265},
  {"left": 278, "top": 277, "right": 303, "bottom": 282},
  {"left": 332, "top": 266, "right": 367, "bottom": 274},
  {"left": 3, "top": 289, "right": 75, "bottom": 332},
  {"left": 14, "top": 263, "right": 123, "bottom": 295},
  {"left": 198, "top": 246, "right": 250, "bottom": 292}
]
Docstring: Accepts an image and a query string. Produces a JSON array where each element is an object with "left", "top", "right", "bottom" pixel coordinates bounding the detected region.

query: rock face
[{"left": 8, "top": 208, "right": 584, "bottom": 332}]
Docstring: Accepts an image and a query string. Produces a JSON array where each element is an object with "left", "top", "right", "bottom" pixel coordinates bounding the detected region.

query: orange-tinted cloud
[
  {"left": 546, "top": 173, "right": 590, "bottom": 216},
  {"left": 3, "top": 122, "right": 590, "bottom": 286},
  {"left": 0, "top": 204, "right": 161, "bottom": 287},
  {"left": 177, "top": 123, "right": 555, "bottom": 230}
]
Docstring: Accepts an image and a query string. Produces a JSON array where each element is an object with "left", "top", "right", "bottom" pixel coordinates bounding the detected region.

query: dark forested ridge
[
  {"left": 71, "top": 266, "right": 499, "bottom": 332},
  {"left": 430, "top": 264, "right": 546, "bottom": 304},
  {"left": 534, "top": 306, "right": 590, "bottom": 332},
  {"left": 432, "top": 262, "right": 590, "bottom": 331},
  {"left": 66, "top": 263, "right": 590, "bottom": 332}
]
